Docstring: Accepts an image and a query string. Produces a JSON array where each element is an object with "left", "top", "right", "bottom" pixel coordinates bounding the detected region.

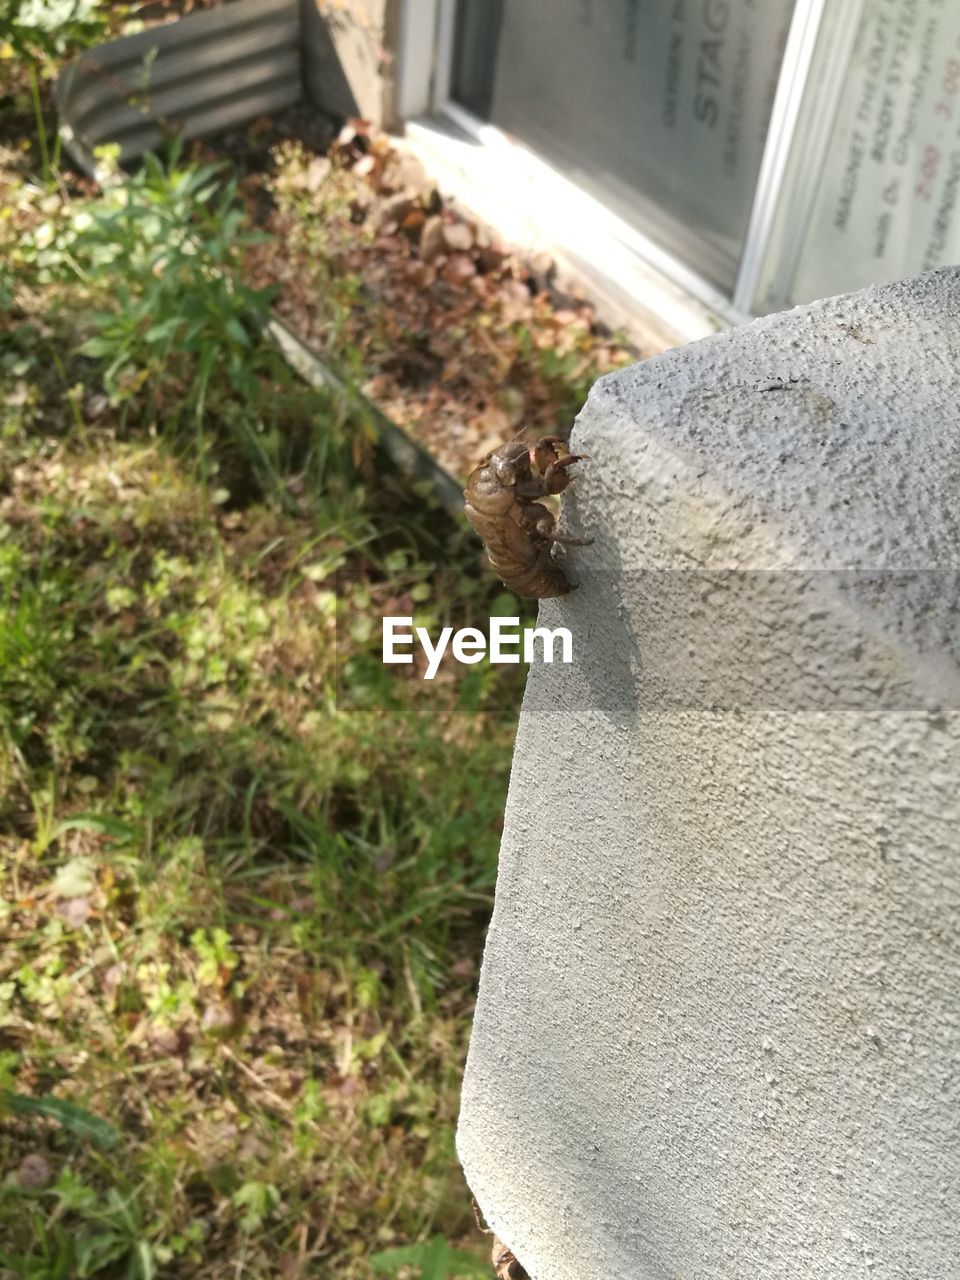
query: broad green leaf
[
  {"left": 224, "top": 318, "right": 250, "bottom": 347},
  {"left": 50, "top": 812, "right": 136, "bottom": 842},
  {"left": 2, "top": 1092, "right": 120, "bottom": 1150},
  {"left": 76, "top": 335, "right": 116, "bottom": 358},
  {"left": 369, "top": 1237, "right": 490, "bottom": 1279}
]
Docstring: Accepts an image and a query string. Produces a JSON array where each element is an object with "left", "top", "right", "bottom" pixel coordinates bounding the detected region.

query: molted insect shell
[
  {"left": 491, "top": 1237, "right": 529, "bottom": 1279},
  {"left": 463, "top": 434, "right": 588, "bottom": 599}
]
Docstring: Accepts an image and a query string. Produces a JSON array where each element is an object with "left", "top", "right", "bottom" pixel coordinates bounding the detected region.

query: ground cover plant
[{"left": 0, "top": 8, "right": 641, "bottom": 1275}]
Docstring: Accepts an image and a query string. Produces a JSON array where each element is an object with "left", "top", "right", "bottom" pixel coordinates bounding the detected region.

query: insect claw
[{"left": 472, "top": 1197, "right": 490, "bottom": 1234}]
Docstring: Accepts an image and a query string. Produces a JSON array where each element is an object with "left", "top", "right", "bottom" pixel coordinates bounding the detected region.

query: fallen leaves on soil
[{"left": 241, "top": 119, "right": 642, "bottom": 479}]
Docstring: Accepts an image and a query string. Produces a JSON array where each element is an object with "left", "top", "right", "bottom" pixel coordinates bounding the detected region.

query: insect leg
[
  {"left": 519, "top": 501, "right": 556, "bottom": 539},
  {"left": 547, "top": 531, "right": 594, "bottom": 547}
]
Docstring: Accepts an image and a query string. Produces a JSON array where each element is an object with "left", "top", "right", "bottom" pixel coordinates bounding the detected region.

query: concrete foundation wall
[{"left": 457, "top": 269, "right": 960, "bottom": 1279}]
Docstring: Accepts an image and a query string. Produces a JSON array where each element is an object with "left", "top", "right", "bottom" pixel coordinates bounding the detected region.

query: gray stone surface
[{"left": 457, "top": 269, "right": 960, "bottom": 1280}]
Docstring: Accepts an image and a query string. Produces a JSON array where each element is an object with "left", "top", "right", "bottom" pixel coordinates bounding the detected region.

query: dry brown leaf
[
  {"left": 56, "top": 897, "right": 92, "bottom": 928},
  {"left": 441, "top": 253, "right": 477, "bottom": 286},
  {"left": 476, "top": 243, "right": 507, "bottom": 274},
  {"left": 375, "top": 193, "right": 414, "bottom": 232},
  {"left": 442, "top": 220, "right": 474, "bottom": 252},
  {"left": 419, "top": 214, "right": 447, "bottom": 263},
  {"left": 473, "top": 405, "right": 511, "bottom": 441},
  {"left": 381, "top": 151, "right": 429, "bottom": 195}
]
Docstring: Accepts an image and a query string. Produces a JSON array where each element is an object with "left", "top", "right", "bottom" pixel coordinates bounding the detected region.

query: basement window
[{"left": 402, "top": 0, "right": 960, "bottom": 336}]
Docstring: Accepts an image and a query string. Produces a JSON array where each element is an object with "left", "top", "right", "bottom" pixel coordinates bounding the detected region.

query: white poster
[{"left": 793, "top": 0, "right": 960, "bottom": 303}]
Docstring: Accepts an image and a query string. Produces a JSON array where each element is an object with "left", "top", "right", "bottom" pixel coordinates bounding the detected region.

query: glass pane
[
  {"left": 450, "top": 0, "right": 797, "bottom": 293},
  {"left": 789, "top": 1, "right": 960, "bottom": 306},
  {"left": 452, "top": 0, "right": 503, "bottom": 119}
]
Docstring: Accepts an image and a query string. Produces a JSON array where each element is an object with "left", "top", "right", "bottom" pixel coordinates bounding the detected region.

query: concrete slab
[{"left": 457, "top": 268, "right": 960, "bottom": 1280}]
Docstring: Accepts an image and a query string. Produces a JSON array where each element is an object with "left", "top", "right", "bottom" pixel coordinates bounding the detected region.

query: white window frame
[{"left": 395, "top": 0, "right": 849, "bottom": 341}]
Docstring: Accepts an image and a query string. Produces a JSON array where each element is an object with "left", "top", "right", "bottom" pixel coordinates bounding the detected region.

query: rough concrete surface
[{"left": 456, "top": 269, "right": 960, "bottom": 1279}]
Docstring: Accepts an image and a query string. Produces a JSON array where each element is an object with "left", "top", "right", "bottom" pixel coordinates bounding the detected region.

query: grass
[
  {"left": 0, "top": 404, "right": 526, "bottom": 1276},
  {"left": 0, "top": 13, "right": 620, "bottom": 1272},
  {"left": 0, "top": 144, "right": 529, "bottom": 1280},
  {"left": 0, "top": 142, "right": 529, "bottom": 1280}
]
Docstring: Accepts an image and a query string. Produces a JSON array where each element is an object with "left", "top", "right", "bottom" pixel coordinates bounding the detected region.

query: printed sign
[{"left": 793, "top": 0, "right": 960, "bottom": 302}]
